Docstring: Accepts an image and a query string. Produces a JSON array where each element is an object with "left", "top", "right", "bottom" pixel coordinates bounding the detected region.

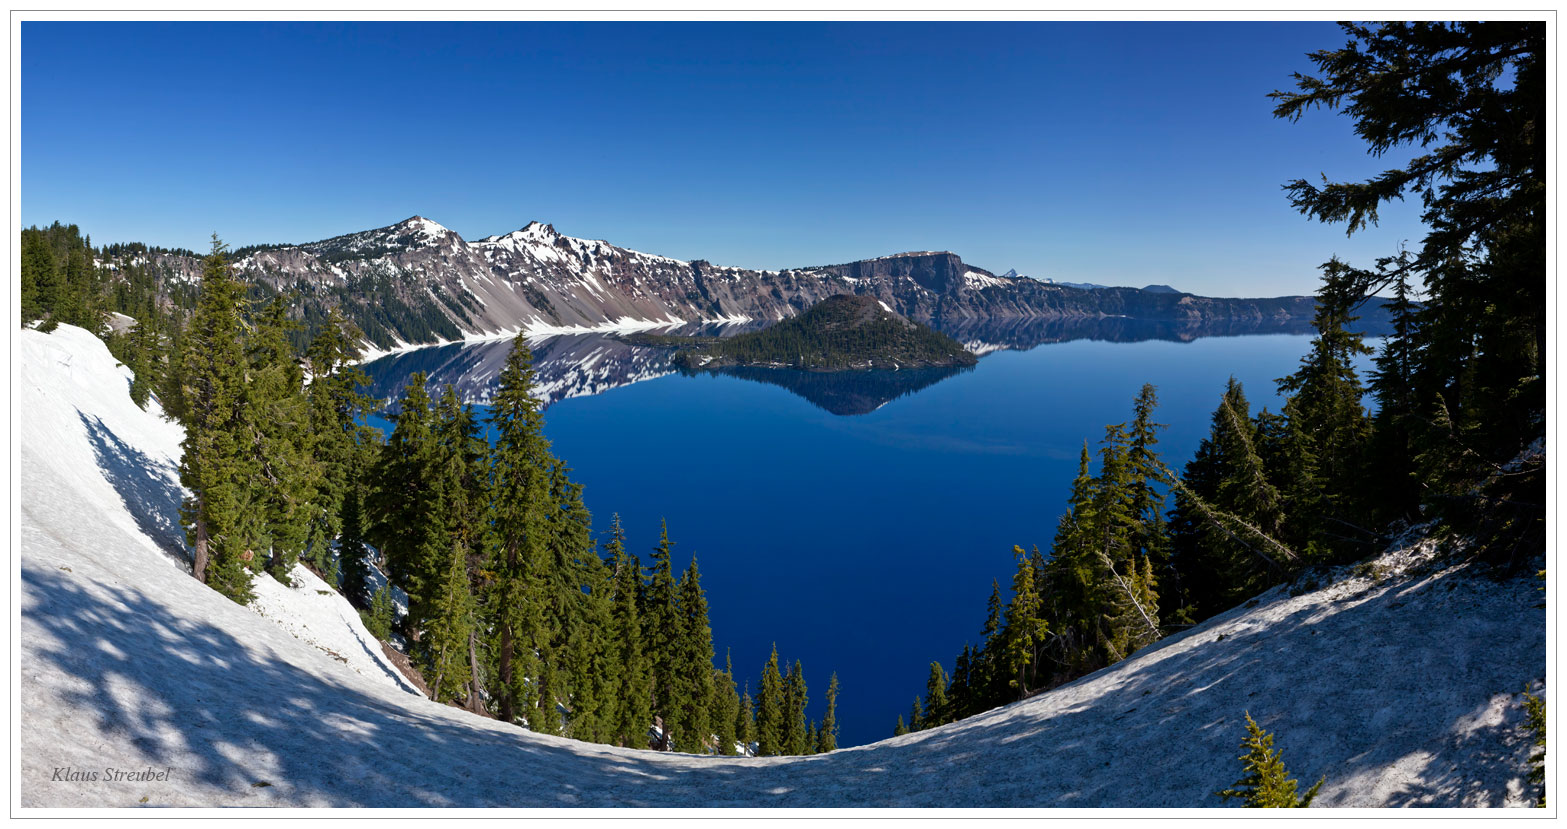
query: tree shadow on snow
[
  {"left": 19, "top": 551, "right": 1542, "bottom": 807},
  {"left": 21, "top": 561, "right": 677, "bottom": 806},
  {"left": 78, "top": 412, "right": 190, "bottom": 572},
  {"left": 818, "top": 565, "right": 1542, "bottom": 807}
]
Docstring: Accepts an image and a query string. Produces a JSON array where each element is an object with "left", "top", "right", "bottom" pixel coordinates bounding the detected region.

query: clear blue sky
[{"left": 22, "top": 21, "right": 1429, "bottom": 297}]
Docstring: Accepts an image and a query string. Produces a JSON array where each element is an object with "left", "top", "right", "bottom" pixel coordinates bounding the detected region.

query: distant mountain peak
[
  {"left": 1141, "top": 284, "right": 1181, "bottom": 294},
  {"left": 393, "top": 215, "right": 455, "bottom": 237}
]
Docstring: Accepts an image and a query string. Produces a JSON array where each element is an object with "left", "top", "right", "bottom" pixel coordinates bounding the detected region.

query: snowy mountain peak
[
  {"left": 393, "top": 215, "right": 456, "bottom": 241},
  {"left": 1000, "top": 268, "right": 1021, "bottom": 279}
]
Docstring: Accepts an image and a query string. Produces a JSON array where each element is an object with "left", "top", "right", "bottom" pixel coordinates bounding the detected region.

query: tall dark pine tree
[
  {"left": 755, "top": 645, "right": 785, "bottom": 756},
  {"left": 784, "top": 660, "right": 809, "bottom": 754},
  {"left": 923, "top": 662, "right": 950, "bottom": 728},
  {"left": 736, "top": 683, "right": 757, "bottom": 755},
  {"left": 481, "top": 336, "right": 553, "bottom": 725},
  {"left": 304, "top": 307, "right": 379, "bottom": 566},
  {"left": 604, "top": 516, "right": 652, "bottom": 748},
  {"left": 817, "top": 672, "right": 839, "bottom": 753},
  {"left": 642, "top": 521, "right": 680, "bottom": 750},
  {"left": 712, "top": 650, "right": 741, "bottom": 756},
  {"left": 176, "top": 236, "right": 255, "bottom": 604},
  {"left": 669, "top": 557, "right": 715, "bottom": 753},
  {"left": 244, "top": 296, "right": 322, "bottom": 582},
  {"left": 1276, "top": 262, "right": 1373, "bottom": 560},
  {"left": 1271, "top": 21, "right": 1545, "bottom": 558},
  {"left": 368, "top": 374, "right": 440, "bottom": 617},
  {"left": 1168, "top": 379, "right": 1291, "bottom": 621},
  {"left": 336, "top": 484, "right": 373, "bottom": 605},
  {"left": 1365, "top": 263, "right": 1422, "bottom": 525}
]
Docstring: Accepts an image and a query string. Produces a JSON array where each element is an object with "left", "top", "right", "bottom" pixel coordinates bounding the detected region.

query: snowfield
[{"left": 17, "top": 324, "right": 1544, "bottom": 809}]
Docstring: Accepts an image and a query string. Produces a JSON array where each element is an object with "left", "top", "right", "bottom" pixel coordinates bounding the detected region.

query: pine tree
[
  {"left": 604, "top": 516, "right": 652, "bottom": 748},
  {"left": 893, "top": 715, "right": 908, "bottom": 737},
  {"left": 670, "top": 557, "right": 715, "bottom": 753},
  {"left": 19, "top": 229, "right": 56, "bottom": 325},
  {"left": 337, "top": 484, "right": 373, "bottom": 606},
  {"left": 1002, "top": 545, "right": 1047, "bottom": 698},
  {"left": 1168, "top": 379, "right": 1291, "bottom": 621},
  {"left": 176, "top": 236, "right": 255, "bottom": 604},
  {"left": 245, "top": 295, "right": 321, "bottom": 582},
  {"left": 642, "top": 520, "right": 680, "bottom": 749},
  {"left": 817, "top": 672, "right": 839, "bottom": 752},
  {"left": 365, "top": 583, "right": 395, "bottom": 641},
  {"left": 1217, "top": 712, "right": 1323, "bottom": 808},
  {"left": 481, "top": 336, "right": 553, "bottom": 726},
  {"left": 368, "top": 375, "right": 440, "bottom": 618},
  {"left": 1523, "top": 687, "right": 1546, "bottom": 807},
  {"left": 1276, "top": 262, "right": 1374, "bottom": 560},
  {"left": 304, "top": 307, "right": 379, "bottom": 558},
  {"left": 736, "top": 683, "right": 756, "bottom": 755},
  {"left": 1272, "top": 22, "right": 1545, "bottom": 541},
  {"left": 950, "top": 644, "right": 974, "bottom": 720},
  {"left": 755, "top": 644, "right": 785, "bottom": 756},
  {"left": 908, "top": 696, "right": 924, "bottom": 733},
  {"left": 923, "top": 662, "right": 950, "bottom": 728},
  {"left": 712, "top": 651, "right": 740, "bottom": 755},
  {"left": 423, "top": 540, "right": 477, "bottom": 705},
  {"left": 784, "top": 660, "right": 809, "bottom": 754}
]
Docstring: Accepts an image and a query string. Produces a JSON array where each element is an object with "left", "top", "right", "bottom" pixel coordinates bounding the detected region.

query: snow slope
[{"left": 17, "top": 325, "right": 1544, "bottom": 808}]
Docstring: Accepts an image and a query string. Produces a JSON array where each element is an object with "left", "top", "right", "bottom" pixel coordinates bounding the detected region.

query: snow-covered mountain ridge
[
  {"left": 122, "top": 216, "right": 1330, "bottom": 352},
  {"left": 19, "top": 324, "right": 1542, "bottom": 808}
]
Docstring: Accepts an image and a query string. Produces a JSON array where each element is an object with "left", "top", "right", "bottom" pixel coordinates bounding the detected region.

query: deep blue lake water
[{"left": 361, "top": 323, "right": 1382, "bottom": 748}]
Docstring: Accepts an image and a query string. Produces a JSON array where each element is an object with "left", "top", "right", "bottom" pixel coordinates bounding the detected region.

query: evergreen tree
[
  {"left": 303, "top": 307, "right": 379, "bottom": 558},
  {"left": 337, "top": 484, "right": 373, "bottom": 606},
  {"left": 245, "top": 295, "right": 321, "bottom": 582},
  {"left": 923, "top": 662, "right": 950, "bottom": 728},
  {"left": 176, "top": 236, "right": 255, "bottom": 604},
  {"left": 1217, "top": 713, "right": 1323, "bottom": 808},
  {"left": 1168, "top": 379, "right": 1291, "bottom": 620},
  {"left": 736, "top": 683, "right": 757, "bottom": 755},
  {"left": 1001, "top": 545, "right": 1047, "bottom": 698},
  {"left": 482, "top": 336, "right": 552, "bottom": 725},
  {"left": 1523, "top": 688, "right": 1546, "bottom": 807},
  {"left": 367, "top": 375, "right": 441, "bottom": 618},
  {"left": 712, "top": 650, "right": 740, "bottom": 755},
  {"left": 422, "top": 540, "right": 477, "bottom": 705},
  {"left": 1272, "top": 22, "right": 1544, "bottom": 559},
  {"left": 604, "top": 516, "right": 652, "bottom": 748},
  {"left": 364, "top": 583, "right": 395, "bottom": 641},
  {"left": 19, "top": 229, "right": 56, "bottom": 325},
  {"left": 1276, "top": 262, "right": 1374, "bottom": 560},
  {"left": 755, "top": 644, "right": 785, "bottom": 756},
  {"left": 893, "top": 715, "right": 908, "bottom": 737},
  {"left": 669, "top": 557, "right": 715, "bottom": 753},
  {"left": 784, "top": 660, "right": 809, "bottom": 754},
  {"left": 950, "top": 644, "right": 974, "bottom": 720},
  {"left": 817, "top": 672, "right": 839, "bottom": 753},
  {"left": 642, "top": 521, "right": 680, "bottom": 749},
  {"left": 908, "top": 696, "right": 924, "bottom": 733}
]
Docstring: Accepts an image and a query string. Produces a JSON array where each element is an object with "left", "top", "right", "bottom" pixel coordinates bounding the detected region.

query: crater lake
[{"left": 360, "top": 318, "right": 1385, "bottom": 748}]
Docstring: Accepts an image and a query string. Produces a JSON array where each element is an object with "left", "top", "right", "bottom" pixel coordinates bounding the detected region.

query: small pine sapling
[
  {"left": 1217, "top": 712, "right": 1323, "bottom": 807},
  {"left": 1523, "top": 687, "right": 1546, "bottom": 807}
]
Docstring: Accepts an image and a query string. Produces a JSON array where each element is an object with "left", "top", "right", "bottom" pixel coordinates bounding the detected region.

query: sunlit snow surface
[{"left": 18, "top": 324, "right": 1543, "bottom": 808}]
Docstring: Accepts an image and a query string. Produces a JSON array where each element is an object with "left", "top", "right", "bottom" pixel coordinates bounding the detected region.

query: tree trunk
[
  {"left": 193, "top": 514, "right": 209, "bottom": 582},
  {"left": 499, "top": 625, "right": 514, "bottom": 722},
  {"left": 468, "top": 630, "right": 484, "bottom": 715}
]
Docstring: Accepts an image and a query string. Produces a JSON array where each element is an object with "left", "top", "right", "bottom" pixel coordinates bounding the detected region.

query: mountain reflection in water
[{"left": 359, "top": 316, "right": 1393, "bottom": 416}]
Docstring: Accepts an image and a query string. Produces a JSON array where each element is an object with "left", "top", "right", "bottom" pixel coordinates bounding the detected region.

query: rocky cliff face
[{"left": 116, "top": 216, "right": 1348, "bottom": 351}]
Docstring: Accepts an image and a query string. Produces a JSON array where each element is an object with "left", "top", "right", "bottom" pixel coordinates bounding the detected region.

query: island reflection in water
[{"left": 358, "top": 316, "right": 1391, "bottom": 417}]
